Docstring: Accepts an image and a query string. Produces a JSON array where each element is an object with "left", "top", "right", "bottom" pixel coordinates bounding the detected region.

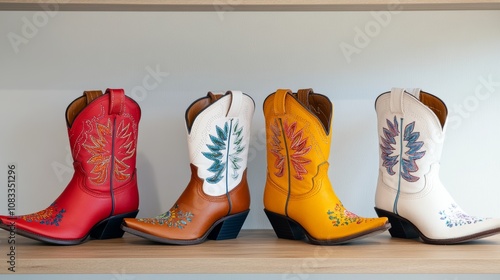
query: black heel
[
  {"left": 374, "top": 207, "right": 420, "bottom": 239},
  {"left": 208, "top": 210, "right": 249, "bottom": 240},
  {"left": 264, "top": 209, "right": 305, "bottom": 240},
  {"left": 90, "top": 210, "right": 139, "bottom": 239}
]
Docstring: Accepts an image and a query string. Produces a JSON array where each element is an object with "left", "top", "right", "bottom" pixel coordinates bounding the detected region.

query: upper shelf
[{"left": 1, "top": 0, "right": 500, "bottom": 11}]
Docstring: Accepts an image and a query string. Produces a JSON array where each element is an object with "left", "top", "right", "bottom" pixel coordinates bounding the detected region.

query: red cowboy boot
[{"left": 0, "top": 89, "right": 141, "bottom": 245}]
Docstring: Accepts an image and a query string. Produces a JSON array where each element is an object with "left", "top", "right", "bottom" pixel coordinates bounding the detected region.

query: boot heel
[
  {"left": 374, "top": 207, "right": 420, "bottom": 239},
  {"left": 208, "top": 210, "right": 249, "bottom": 240},
  {"left": 90, "top": 210, "right": 139, "bottom": 240},
  {"left": 264, "top": 209, "right": 305, "bottom": 240}
]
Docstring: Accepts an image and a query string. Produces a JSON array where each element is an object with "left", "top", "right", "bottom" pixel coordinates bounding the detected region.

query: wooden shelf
[
  {"left": 2, "top": 229, "right": 500, "bottom": 274},
  {"left": 1, "top": 0, "right": 500, "bottom": 11}
]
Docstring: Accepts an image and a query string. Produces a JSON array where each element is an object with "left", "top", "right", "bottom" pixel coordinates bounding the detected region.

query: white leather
[
  {"left": 407, "top": 88, "right": 421, "bottom": 99},
  {"left": 226, "top": 90, "right": 243, "bottom": 118},
  {"left": 375, "top": 89, "right": 500, "bottom": 240},
  {"left": 187, "top": 91, "right": 254, "bottom": 196}
]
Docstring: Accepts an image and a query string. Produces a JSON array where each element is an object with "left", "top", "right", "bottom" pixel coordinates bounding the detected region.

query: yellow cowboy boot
[{"left": 263, "top": 88, "right": 390, "bottom": 245}]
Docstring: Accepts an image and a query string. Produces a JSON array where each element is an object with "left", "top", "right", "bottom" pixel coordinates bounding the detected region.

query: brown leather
[
  {"left": 420, "top": 91, "right": 448, "bottom": 128},
  {"left": 294, "top": 89, "right": 332, "bottom": 134},
  {"left": 123, "top": 164, "right": 250, "bottom": 241},
  {"left": 84, "top": 90, "right": 103, "bottom": 104},
  {"left": 66, "top": 90, "right": 103, "bottom": 126},
  {"left": 185, "top": 92, "right": 224, "bottom": 131},
  {"left": 297, "top": 88, "right": 313, "bottom": 108}
]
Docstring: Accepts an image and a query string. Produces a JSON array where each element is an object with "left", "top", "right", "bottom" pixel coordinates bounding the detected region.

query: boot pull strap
[
  {"left": 406, "top": 88, "right": 421, "bottom": 100},
  {"left": 389, "top": 87, "right": 405, "bottom": 115},
  {"left": 297, "top": 88, "right": 313, "bottom": 108},
  {"left": 106, "top": 88, "right": 125, "bottom": 115},
  {"left": 84, "top": 90, "right": 103, "bottom": 104},
  {"left": 274, "top": 89, "right": 292, "bottom": 115},
  {"left": 226, "top": 90, "right": 243, "bottom": 118}
]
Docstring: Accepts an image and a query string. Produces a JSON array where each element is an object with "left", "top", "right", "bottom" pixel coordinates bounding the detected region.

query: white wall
[{"left": 1, "top": 11, "right": 499, "bottom": 230}]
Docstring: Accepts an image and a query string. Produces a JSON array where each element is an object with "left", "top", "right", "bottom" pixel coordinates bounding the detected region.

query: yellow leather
[{"left": 263, "top": 89, "right": 388, "bottom": 241}]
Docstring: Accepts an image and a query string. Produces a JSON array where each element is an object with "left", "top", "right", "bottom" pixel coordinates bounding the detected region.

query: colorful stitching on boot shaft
[
  {"left": 327, "top": 204, "right": 375, "bottom": 227},
  {"left": 202, "top": 119, "right": 245, "bottom": 184},
  {"left": 114, "top": 120, "right": 136, "bottom": 181},
  {"left": 21, "top": 203, "right": 66, "bottom": 226},
  {"left": 380, "top": 116, "right": 425, "bottom": 182},
  {"left": 137, "top": 204, "right": 194, "bottom": 229},
  {"left": 439, "top": 204, "right": 487, "bottom": 228},
  {"left": 83, "top": 119, "right": 112, "bottom": 184},
  {"left": 270, "top": 119, "right": 311, "bottom": 180},
  {"left": 83, "top": 118, "right": 136, "bottom": 185}
]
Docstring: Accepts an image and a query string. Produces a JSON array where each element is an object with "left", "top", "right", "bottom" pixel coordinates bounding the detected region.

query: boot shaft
[
  {"left": 66, "top": 89, "right": 141, "bottom": 192},
  {"left": 375, "top": 88, "right": 447, "bottom": 194},
  {"left": 263, "top": 89, "right": 332, "bottom": 195},
  {"left": 185, "top": 91, "right": 255, "bottom": 196}
]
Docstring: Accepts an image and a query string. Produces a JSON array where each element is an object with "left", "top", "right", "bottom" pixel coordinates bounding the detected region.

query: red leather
[{"left": 0, "top": 89, "right": 141, "bottom": 243}]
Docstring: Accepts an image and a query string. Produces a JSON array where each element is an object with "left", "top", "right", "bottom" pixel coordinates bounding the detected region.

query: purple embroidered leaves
[
  {"left": 381, "top": 116, "right": 400, "bottom": 176},
  {"left": 380, "top": 116, "right": 426, "bottom": 182}
]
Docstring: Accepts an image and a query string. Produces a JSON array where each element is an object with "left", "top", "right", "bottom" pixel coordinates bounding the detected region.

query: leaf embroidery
[
  {"left": 270, "top": 119, "right": 312, "bottom": 180},
  {"left": 83, "top": 118, "right": 136, "bottom": 185},
  {"left": 402, "top": 121, "right": 425, "bottom": 182},
  {"left": 270, "top": 119, "right": 285, "bottom": 177},
  {"left": 380, "top": 116, "right": 400, "bottom": 176},
  {"left": 202, "top": 119, "right": 245, "bottom": 184},
  {"left": 380, "top": 116, "right": 425, "bottom": 182},
  {"left": 114, "top": 120, "right": 136, "bottom": 181},
  {"left": 83, "top": 119, "right": 112, "bottom": 184}
]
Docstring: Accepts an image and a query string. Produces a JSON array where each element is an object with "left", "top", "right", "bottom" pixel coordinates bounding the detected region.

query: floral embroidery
[
  {"left": 202, "top": 119, "right": 244, "bottom": 184},
  {"left": 21, "top": 203, "right": 66, "bottom": 226},
  {"left": 380, "top": 116, "right": 425, "bottom": 182},
  {"left": 270, "top": 119, "right": 312, "bottom": 180},
  {"left": 83, "top": 119, "right": 136, "bottom": 184},
  {"left": 138, "top": 204, "right": 194, "bottom": 229},
  {"left": 439, "top": 204, "right": 486, "bottom": 228},
  {"left": 327, "top": 204, "right": 371, "bottom": 227}
]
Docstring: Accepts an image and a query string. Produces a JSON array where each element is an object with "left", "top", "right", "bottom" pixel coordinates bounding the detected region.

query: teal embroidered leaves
[
  {"left": 230, "top": 121, "right": 245, "bottom": 179},
  {"left": 202, "top": 119, "right": 244, "bottom": 184}
]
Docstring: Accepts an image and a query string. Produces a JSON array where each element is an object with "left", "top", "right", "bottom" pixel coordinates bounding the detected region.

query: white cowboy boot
[
  {"left": 122, "top": 91, "right": 255, "bottom": 244},
  {"left": 374, "top": 88, "right": 500, "bottom": 244}
]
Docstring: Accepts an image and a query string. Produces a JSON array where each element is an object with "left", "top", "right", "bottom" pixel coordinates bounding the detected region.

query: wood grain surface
[{"left": 1, "top": 229, "right": 499, "bottom": 273}]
